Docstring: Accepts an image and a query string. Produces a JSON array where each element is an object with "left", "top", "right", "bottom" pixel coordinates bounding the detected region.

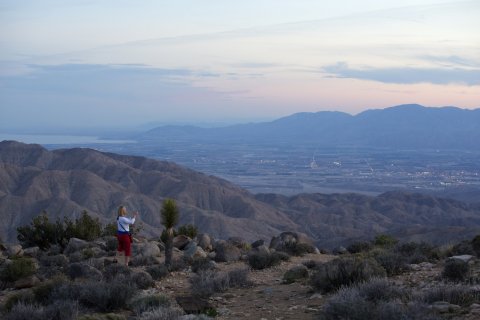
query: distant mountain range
[
  {"left": 140, "top": 104, "right": 480, "bottom": 150},
  {"left": 1, "top": 141, "right": 479, "bottom": 247}
]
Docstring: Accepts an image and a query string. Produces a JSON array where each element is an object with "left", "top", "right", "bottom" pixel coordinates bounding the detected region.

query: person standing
[{"left": 116, "top": 205, "right": 138, "bottom": 266}]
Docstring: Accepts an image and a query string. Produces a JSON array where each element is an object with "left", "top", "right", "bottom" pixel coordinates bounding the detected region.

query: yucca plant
[{"left": 161, "top": 199, "right": 179, "bottom": 267}]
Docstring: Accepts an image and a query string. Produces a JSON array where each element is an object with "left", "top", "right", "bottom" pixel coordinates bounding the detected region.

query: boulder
[
  {"left": 40, "top": 254, "right": 69, "bottom": 267},
  {"left": 196, "top": 233, "right": 212, "bottom": 251},
  {"left": 23, "top": 246, "right": 40, "bottom": 258},
  {"left": 64, "top": 238, "right": 89, "bottom": 255},
  {"left": 5, "top": 244, "right": 23, "bottom": 257},
  {"left": 269, "top": 231, "right": 317, "bottom": 255},
  {"left": 173, "top": 235, "right": 191, "bottom": 250},
  {"left": 251, "top": 239, "right": 265, "bottom": 248},
  {"left": 253, "top": 245, "right": 270, "bottom": 255},
  {"left": 135, "top": 241, "right": 161, "bottom": 258},
  {"left": 228, "top": 237, "right": 248, "bottom": 249},
  {"left": 184, "top": 242, "right": 207, "bottom": 260},
  {"left": 449, "top": 255, "right": 475, "bottom": 263}
]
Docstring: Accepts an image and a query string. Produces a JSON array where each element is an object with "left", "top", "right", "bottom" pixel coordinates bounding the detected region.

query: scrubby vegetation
[
  {"left": 16, "top": 211, "right": 108, "bottom": 250},
  {"left": 247, "top": 251, "right": 290, "bottom": 270},
  {"left": 310, "top": 256, "right": 386, "bottom": 293}
]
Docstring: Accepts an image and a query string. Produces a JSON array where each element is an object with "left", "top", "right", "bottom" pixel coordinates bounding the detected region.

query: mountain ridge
[
  {"left": 1, "top": 140, "right": 479, "bottom": 248},
  {"left": 140, "top": 104, "right": 480, "bottom": 149}
]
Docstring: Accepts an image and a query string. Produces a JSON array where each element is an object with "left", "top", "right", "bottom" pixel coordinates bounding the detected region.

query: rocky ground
[{"left": 151, "top": 253, "right": 334, "bottom": 320}]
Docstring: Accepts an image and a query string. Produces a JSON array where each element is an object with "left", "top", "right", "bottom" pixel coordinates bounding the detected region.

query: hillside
[
  {"left": 140, "top": 104, "right": 480, "bottom": 149},
  {"left": 1, "top": 140, "right": 480, "bottom": 248},
  {"left": 0, "top": 140, "right": 297, "bottom": 243}
]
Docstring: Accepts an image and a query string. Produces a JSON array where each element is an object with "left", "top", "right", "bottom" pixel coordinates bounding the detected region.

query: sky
[{"left": 0, "top": 0, "right": 479, "bottom": 131}]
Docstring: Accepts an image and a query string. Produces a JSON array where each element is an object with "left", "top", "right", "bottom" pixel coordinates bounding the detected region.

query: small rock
[{"left": 6, "top": 244, "right": 23, "bottom": 257}]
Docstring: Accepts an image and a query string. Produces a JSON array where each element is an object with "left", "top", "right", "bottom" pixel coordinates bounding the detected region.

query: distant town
[{"left": 45, "top": 139, "right": 480, "bottom": 202}]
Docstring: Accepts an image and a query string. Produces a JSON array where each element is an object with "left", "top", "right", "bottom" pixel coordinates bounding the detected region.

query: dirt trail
[{"left": 152, "top": 253, "right": 335, "bottom": 320}]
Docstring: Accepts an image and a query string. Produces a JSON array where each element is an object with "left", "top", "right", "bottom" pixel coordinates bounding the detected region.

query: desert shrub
[
  {"left": 67, "top": 262, "right": 102, "bottom": 281},
  {"left": 103, "top": 263, "right": 132, "bottom": 281},
  {"left": 102, "top": 223, "right": 118, "bottom": 237},
  {"left": 129, "top": 294, "right": 171, "bottom": 315},
  {"left": 137, "top": 306, "right": 184, "bottom": 320},
  {"left": 190, "top": 270, "right": 230, "bottom": 297},
  {"left": 32, "top": 276, "right": 68, "bottom": 305},
  {"left": 282, "top": 242, "right": 316, "bottom": 256},
  {"left": 65, "top": 211, "right": 102, "bottom": 241},
  {"left": 302, "top": 259, "right": 319, "bottom": 269},
  {"left": 17, "top": 211, "right": 103, "bottom": 250},
  {"left": 191, "top": 257, "right": 216, "bottom": 273},
  {"left": 17, "top": 213, "right": 66, "bottom": 250},
  {"left": 449, "top": 240, "right": 475, "bottom": 256},
  {"left": 374, "top": 234, "right": 398, "bottom": 248},
  {"left": 51, "top": 280, "right": 137, "bottom": 312},
  {"left": 168, "top": 258, "right": 188, "bottom": 272},
  {"left": 471, "top": 235, "right": 480, "bottom": 257},
  {"left": 442, "top": 259, "right": 470, "bottom": 282},
  {"left": 247, "top": 251, "right": 289, "bottom": 270},
  {"left": 420, "top": 285, "right": 480, "bottom": 307},
  {"left": 105, "top": 237, "right": 118, "bottom": 252},
  {"left": 4, "top": 303, "right": 45, "bottom": 320},
  {"left": 320, "top": 278, "right": 436, "bottom": 320},
  {"left": 43, "top": 299, "right": 79, "bottom": 320},
  {"left": 283, "top": 265, "right": 309, "bottom": 284},
  {"left": 226, "top": 268, "right": 250, "bottom": 288},
  {"left": 0, "top": 257, "right": 37, "bottom": 282},
  {"left": 177, "top": 224, "right": 198, "bottom": 238},
  {"left": 395, "top": 242, "right": 440, "bottom": 264},
  {"left": 132, "top": 271, "right": 154, "bottom": 289},
  {"left": 310, "top": 257, "right": 386, "bottom": 293},
  {"left": 371, "top": 249, "right": 408, "bottom": 276},
  {"left": 130, "top": 255, "right": 159, "bottom": 267},
  {"left": 4, "top": 291, "right": 35, "bottom": 312},
  {"left": 146, "top": 264, "right": 169, "bottom": 280},
  {"left": 347, "top": 241, "right": 373, "bottom": 254},
  {"left": 39, "top": 254, "right": 69, "bottom": 268}
]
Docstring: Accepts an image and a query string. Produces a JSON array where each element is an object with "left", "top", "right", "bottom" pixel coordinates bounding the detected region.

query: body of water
[{"left": 0, "top": 133, "right": 135, "bottom": 145}]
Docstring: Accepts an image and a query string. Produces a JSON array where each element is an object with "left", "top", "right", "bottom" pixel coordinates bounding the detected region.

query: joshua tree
[{"left": 161, "top": 198, "right": 179, "bottom": 267}]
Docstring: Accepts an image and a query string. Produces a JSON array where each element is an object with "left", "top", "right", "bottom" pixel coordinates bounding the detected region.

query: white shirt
[{"left": 117, "top": 216, "right": 135, "bottom": 232}]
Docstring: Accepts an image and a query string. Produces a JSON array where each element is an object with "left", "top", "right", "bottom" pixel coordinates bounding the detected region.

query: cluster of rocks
[{"left": 174, "top": 231, "right": 320, "bottom": 263}]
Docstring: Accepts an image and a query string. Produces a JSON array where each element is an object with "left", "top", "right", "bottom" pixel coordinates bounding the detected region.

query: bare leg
[
  {"left": 116, "top": 250, "right": 124, "bottom": 262},
  {"left": 125, "top": 255, "right": 130, "bottom": 266}
]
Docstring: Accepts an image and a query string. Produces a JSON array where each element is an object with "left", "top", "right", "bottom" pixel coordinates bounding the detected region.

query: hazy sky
[{"left": 0, "top": 0, "right": 479, "bottom": 130}]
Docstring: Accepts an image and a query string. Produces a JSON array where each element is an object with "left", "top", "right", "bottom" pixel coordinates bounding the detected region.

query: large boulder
[
  {"left": 5, "top": 244, "right": 23, "bottom": 258},
  {"left": 64, "top": 238, "right": 89, "bottom": 255},
  {"left": 269, "top": 231, "right": 316, "bottom": 254},
  {"left": 228, "top": 237, "right": 248, "bottom": 249},
  {"left": 184, "top": 242, "right": 207, "bottom": 260},
  {"left": 134, "top": 241, "right": 162, "bottom": 258},
  {"left": 14, "top": 275, "right": 40, "bottom": 289},
  {"left": 68, "top": 262, "right": 103, "bottom": 281},
  {"left": 173, "top": 235, "right": 191, "bottom": 250},
  {"left": 196, "top": 234, "right": 212, "bottom": 251}
]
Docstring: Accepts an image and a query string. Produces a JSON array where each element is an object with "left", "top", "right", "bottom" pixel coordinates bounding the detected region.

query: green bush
[
  {"left": 191, "top": 257, "right": 216, "bottom": 273},
  {"left": 177, "top": 224, "right": 198, "bottom": 238},
  {"left": 102, "top": 223, "right": 118, "bottom": 237},
  {"left": 17, "top": 212, "right": 66, "bottom": 249},
  {"left": 0, "top": 257, "right": 37, "bottom": 282},
  {"left": 374, "top": 234, "right": 398, "bottom": 248},
  {"left": 442, "top": 259, "right": 470, "bottom": 282},
  {"left": 371, "top": 249, "right": 408, "bottom": 276},
  {"left": 17, "top": 211, "right": 103, "bottom": 250},
  {"left": 310, "top": 257, "right": 386, "bottom": 293},
  {"left": 247, "top": 251, "right": 288, "bottom": 270},
  {"left": 347, "top": 241, "right": 373, "bottom": 254},
  {"left": 4, "top": 291, "right": 35, "bottom": 312}
]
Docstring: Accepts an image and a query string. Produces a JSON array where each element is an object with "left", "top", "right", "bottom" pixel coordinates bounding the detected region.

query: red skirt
[{"left": 117, "top": 233, "right": 131, "bottom": 256}]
